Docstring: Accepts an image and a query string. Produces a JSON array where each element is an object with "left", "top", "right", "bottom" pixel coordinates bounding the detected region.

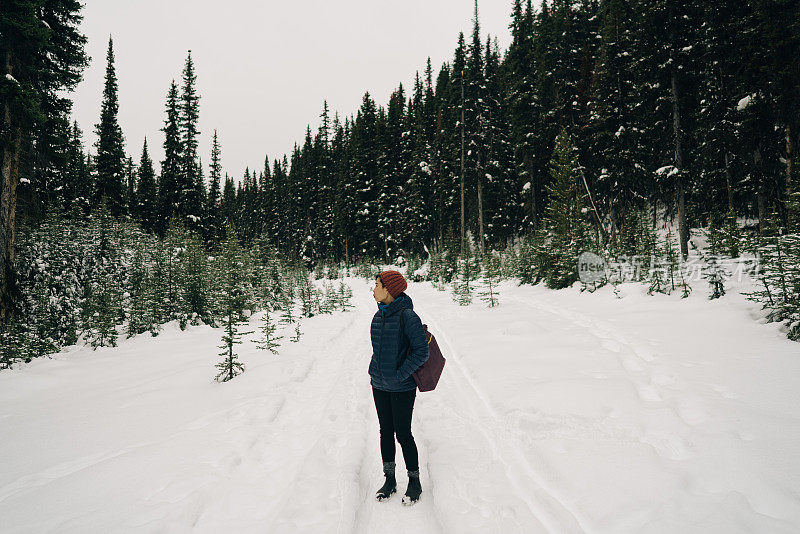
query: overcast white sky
[{"left": 68, "top": 1, "right": 516, "bottom": 181}]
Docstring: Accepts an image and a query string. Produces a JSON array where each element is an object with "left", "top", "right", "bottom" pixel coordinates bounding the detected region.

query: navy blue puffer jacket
[{"left": 369, "top": 292, "right": 430, "bottom": 392}]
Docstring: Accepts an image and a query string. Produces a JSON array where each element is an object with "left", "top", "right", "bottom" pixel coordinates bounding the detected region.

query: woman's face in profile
[{"left": 373, "top": 277, "right": 388, "bottom": 303}]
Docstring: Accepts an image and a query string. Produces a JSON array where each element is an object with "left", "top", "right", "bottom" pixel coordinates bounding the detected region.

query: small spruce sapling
[
  {"left": 478, "top": 252, "right": 501, "bottom": 307},
  {"left": 253, "top": 310, "right": 282, "bottom": 354}
]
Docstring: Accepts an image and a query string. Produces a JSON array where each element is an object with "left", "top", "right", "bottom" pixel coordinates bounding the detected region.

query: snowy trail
[
  {"left": 347, "top": 285, "right": 444, "bottom": 534},
  {"left": 411, "top": 280, "right": 800, "bottom": 532},
  {"left": 262, "top": 285, "right": 443, "bottom": 534},
  {"left": 412, "top": 304, "right": 587, "bottom": 533},
  {"left": 499, "top": 291, "right": 712, "bottom": 475},
  {"left": 191, "top": 304, "right": 368, "bottom": 532},
  {"left": 2, "top": 276, "right": 800, "bottom": 532}
]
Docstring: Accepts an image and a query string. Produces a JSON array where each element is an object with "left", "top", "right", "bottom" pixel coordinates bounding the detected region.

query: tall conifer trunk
[
  {"left": 786, "top": 124, "right": 796, "bottom": 230},
  {"left": 668, "top": 0, "right": 688, "bottom": 259},
  {"left": 477, "top": 151, "right": 484, "bottom": 255},
  {"left": 460, "top": 69, "right": 466, "bottom": 256},
  {"left": 1, "top": 50, "right": 21, "bottom": 326},
  {"left": 724, "top": 152, "right": 734, "bottom": 212}
]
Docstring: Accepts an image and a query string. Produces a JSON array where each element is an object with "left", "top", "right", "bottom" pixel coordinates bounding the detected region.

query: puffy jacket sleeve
[{"left": 396, "top": 310, "right": 430, "bottom": 382}]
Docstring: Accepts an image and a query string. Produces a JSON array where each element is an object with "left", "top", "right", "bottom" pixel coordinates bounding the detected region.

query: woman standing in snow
[{"left": 369, "top": 270, "right": 430, "bottom": 505}]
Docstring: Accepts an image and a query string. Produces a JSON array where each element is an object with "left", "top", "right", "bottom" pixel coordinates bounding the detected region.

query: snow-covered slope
[{"left": 1, "top": 277, "right": 799, "bottom": 533}]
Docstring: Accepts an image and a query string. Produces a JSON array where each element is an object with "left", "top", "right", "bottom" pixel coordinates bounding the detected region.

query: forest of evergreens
[{"left": 2, "top": 0, "right": 799, "bottom": 369}]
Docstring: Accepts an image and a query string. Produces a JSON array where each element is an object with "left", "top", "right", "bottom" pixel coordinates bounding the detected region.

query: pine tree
[
  {"left": 206, "top": 130, "right": 223, "bottom": 243},
  {"left": 163, "top": 219, "right": 188, "bottom": 323},
  {"left": 1, "top": 0, "right": 89, "bottom": 326},
  {"left": 281, "top": 298, "right": 297, "bottom": 325},
  {"left": 743, "top": 215, "right": 800, "bottom": 338},
  {"left": 517, "top": 230, "right": 546, "bottom": 285},
  {"left": 541, "top": 128, "right": 593, "bottom": 289},
  {"left": 337, "top": 280, "right": 355, "bottom": 311},
  {"left": 265, "top": 256, "right": 288, "bottom": 311},
  {"left": 693, "top": 0, "right": 751, "bottom": 231},
  {"left": 701, "top": 210, "right": 729, "bottom": 299},
  {"left": 0, "top": 318, "right": 32, "bottom": 369},
  {"left": 290, "top": 321, "right": 302, "bottom": 343},
  {"left": 318, "top": 280, "right": 335, "bottom": 314},
  {"left": 126, "top": 241, "right": 153, "bottom": 337},
  {"left": 647, "top": 249, "right": 669, "bottom": 295},
  {"left": 84, "top": 207, "right": 122, "bottom": 348},
  {"left": 723, "top": 208, "right": 741, "bottom": 258},
  {"left": 125, "top": 156, "right": 136, "bottom": 218},
  {"left": 703, "top": 253, "right": 727, "bottom": 299},
  {"left": 314, "top": 101, "right": 336, "bottom": 262},
  {"left": 484, "top": 35, "right": 519, "bottom": 249},
  {"left": 136, "top": 138, "right": 158, "bottom": 233},
  {"left": 253, "top": 309, "right": 282, "bottom": 354},
  {"left": 587, "top": 0, "right": 645, "bottom": 242},
  {"left": 298, "top": 274, "right": 315, "bottom": 318},
  {"left": 442, "top": 234, "right": 460, "bottom": 284},
  {"left": 214, "top": 223, "right": 254, "bottom": 321},
  {"left": 181, "top": 231, "right": 211, "bottom": 325},
  {"left": 93, "top": 36, "right": 126, "bottom": 217},
  {"left": 350, "top": 92, "right": 380, "bottom": 259},
  {"left": 159, "top": 80, "right": 182, "bottom": 235},
  {"left": 214, "top": 224, "right": 254, "bottom": 381},
  {"left": 27, "top": 279, "right": 59, "bottom": 357},
  {"left": 178, "top": 51, "right": 203, "bottom": 234},
  {"left": 479, "top": 251, "right": 501, "bottom": 307},
  {"left": 148, "top": 238, "right": 168, "bottom": 333},
  {"left": 63, "top": 121, "right": 88, "bottom": 214},
  {"left": 214, "top": 309, "right": 249, "bottom": 382},
  {"left": 664, "top": 227, "right": 680, "bottom": 293},
  {"left": 13, "top": 213, "right": 85, "bottom": 353},
  {"left": 452, "top": 246, "right": 479, "bottom": 306}
]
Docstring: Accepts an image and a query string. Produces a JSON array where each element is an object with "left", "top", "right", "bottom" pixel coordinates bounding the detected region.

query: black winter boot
[
  {"left": 376, "top": 462, "right": 397, "bottom": 501},
  {"left": 402, "top": 469, "right": 422, "bottom": 505}
]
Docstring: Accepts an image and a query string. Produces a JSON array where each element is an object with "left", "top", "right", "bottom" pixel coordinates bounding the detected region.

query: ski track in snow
[
  {"left": 185, "top": 285, "right": 444, "bottom": 533},
  {"left": 414, "top": 303, "right": 587, "bottom": 533}
]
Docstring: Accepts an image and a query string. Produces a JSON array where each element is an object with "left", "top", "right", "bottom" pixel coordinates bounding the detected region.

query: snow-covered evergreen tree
[
  {"left": 703, "top": 254, "right": 728, "bottom": 300},
  {"left": 178, "top": 51, "right": 204, "bottom": 235},
  {"left": 290, "top": 321, "right": 302, "bottom": 343},
  {"left": 337, "top": 280, "right": 355, "bottom": 311},
  {"left": 214, "top": 310, "right": 249, "bottom": 382},
  {"left": 214, "top": 224, "right": 254, "bottom": 381},
  {"left": 126, "top": 240, "right": 153, "bottom": 337},
  {"left": 84, "top": 253, "right": 121, "bottom": 348},
  {"left": 136, "top": 138, "right": 158, "bottom": 234},
  {"left": 479, "top": 251, "right": 501, "bottom": 307},
  {"left": 743, "top": 216, "right": 800, "bottom": 338},
  {"left": 298, "top": 274, "right": 315, "bottom": 318},
  {"left": 541, "top": 128, "right": 593, "bottom": 289},
  {"left": 253, "top": 310, "right": 282, "bottom": 355},
  {"left": 181, "top": 232, "right": 211, "bottom": 325},
  {"left": 452, "top": 246, "right": 480, "bottom": 306},
  {"left": 93, "top": 36, "right": 126, "bottom": 217},
  {"left": 206, "top": 130, "right": 223, "bottom": 244},
  {"left": 158, "top": 81, "right": 182, "bottom": 235},
  {"left": 516, "top": 230, "right": 545, "bottom": 285}
]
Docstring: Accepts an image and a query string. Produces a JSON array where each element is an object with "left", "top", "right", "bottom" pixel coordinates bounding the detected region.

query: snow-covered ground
[{"left": 1, "top": 275, "right": 799, "bottom": 533}]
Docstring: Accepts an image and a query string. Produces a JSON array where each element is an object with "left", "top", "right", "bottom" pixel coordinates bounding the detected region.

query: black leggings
[{"left": 372, "top": 386, "right": 419, "bottom": 472}]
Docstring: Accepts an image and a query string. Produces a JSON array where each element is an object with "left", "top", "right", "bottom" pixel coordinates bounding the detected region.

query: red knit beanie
[{"left": 378, "top": 270, "right": 407, "bottom": 298}]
